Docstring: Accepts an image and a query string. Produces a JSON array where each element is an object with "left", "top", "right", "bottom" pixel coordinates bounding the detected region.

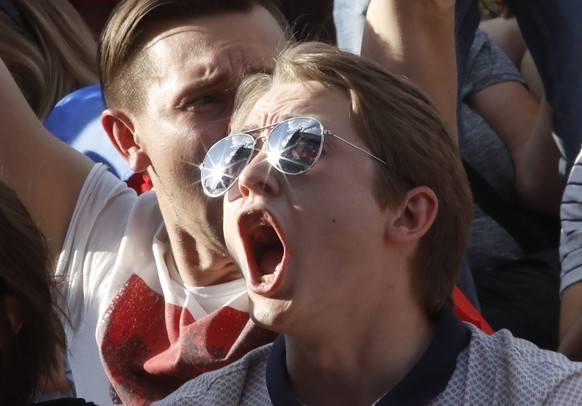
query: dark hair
[
  {"left": 98, "top": 0, "right": 288, "bottom": 113},
  {"left": 0, "top": 181, "right": 66, "bottom": 405},
  {"left": 234, "top": 42, "right": 474, "bottom": 314}
]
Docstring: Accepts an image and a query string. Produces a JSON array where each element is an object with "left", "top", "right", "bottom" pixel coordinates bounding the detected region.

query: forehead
[
  {"left": 144, "top": 7, "right": 285, "bottom": 78},
  {"left": 241, "top": 81, "right": 351, "bottom": 129}
]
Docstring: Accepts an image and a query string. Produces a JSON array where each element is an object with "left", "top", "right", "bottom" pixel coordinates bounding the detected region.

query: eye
[
  {"left": 178, "top": 90, "right": 235, "bottom": 122},
  {"left": 185, "top": 93, "right": 226, "bottom": 111}
]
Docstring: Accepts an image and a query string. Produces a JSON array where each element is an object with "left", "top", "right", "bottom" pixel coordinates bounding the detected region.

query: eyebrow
[
  {"left": 177, "top": 83, "right": 222, "bottom": 101},
  {"left": 173, "top": 74, "right": 235, "bottom": 108},
  {"left": 237, "top": 114, "right": 296, "bottom": 134}
]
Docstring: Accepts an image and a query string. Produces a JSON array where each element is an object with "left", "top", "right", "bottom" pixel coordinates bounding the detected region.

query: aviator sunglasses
[{"left": 200, "top": 116, "right": 388, "bottom": 197}]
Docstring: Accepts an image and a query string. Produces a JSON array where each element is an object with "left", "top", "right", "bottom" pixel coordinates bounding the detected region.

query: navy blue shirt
[{"left": 266, "top": 308, "right": 471, "bottom": 405}]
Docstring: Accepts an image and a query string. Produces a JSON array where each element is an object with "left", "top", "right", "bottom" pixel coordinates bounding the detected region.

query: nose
[{"left": 237, "top": 148, "right": 280, "bottom": 198}]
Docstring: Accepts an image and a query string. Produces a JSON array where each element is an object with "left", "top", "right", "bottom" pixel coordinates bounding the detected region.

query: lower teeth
[
  {"left": 260, "top": 274, "right": 276, "bottom": 283},
  {"left": 260, "top": 268, "right": 280, "bottom": 284}
]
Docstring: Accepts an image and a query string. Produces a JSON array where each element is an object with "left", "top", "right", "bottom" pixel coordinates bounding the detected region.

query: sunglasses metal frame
[{"left": 200, "top": 116, "right": 388, "bottom": 197}]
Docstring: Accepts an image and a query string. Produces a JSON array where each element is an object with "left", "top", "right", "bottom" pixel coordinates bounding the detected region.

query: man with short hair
[
  {"left": 2, "top": 2, "right": 286, "bottom": 404},
  {"left": 159, "top": 41, "right": 582, "bottom": 405}
]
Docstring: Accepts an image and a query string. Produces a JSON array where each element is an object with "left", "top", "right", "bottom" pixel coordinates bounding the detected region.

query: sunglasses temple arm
[{"left": 328, "top": 132, "right": 389, "bottom": 166}]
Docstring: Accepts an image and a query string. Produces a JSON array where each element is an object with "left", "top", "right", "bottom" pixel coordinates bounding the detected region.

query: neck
[
  {"left": 153, "top": 184, "right": 241, "bottom": 287},
  {"left": 285, "top": 300, "right": 435, "bottom": 406},
  {"left": 169, "top": 228, "right": 241, "bottom": 287}
]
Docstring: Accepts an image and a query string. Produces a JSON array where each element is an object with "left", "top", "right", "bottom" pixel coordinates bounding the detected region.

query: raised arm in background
[
  {"left": 0, "top": 58, "right": 94, "bottom": 259},
  {"left": 361, "top": 0, "right": 458, "bottom": 140}
]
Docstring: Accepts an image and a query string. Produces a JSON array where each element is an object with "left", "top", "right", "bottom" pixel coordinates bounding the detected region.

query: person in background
[
  {"left": 503, "top": 0, "right": 582, "bottom": 179},
  {"left": 0, "top": 0, "right": 133, "bottom": 184},
  {"left": 0, "top": 0, "right": 98, "bottom": 121},
  {"left": 44, "top": 0, "right": 338, "bottom": 189},
  {"left": 486, "top": 0, "right": 582, "bottom": 364},
  {"left": 279, "top": 0, "right": 335, "bottom": 44},
  {"left": 0, "top": 1, "right": 103, "bottom": 399},
  {"left": 69, "top": 0, "right": 119, "bottom": 40},
  {"left": 0, "top": 180, "right": 96, "bottom": 406},
  {"left": 479, "top": 11, "right": 544, "bottom": 101},
  {"left": 508, "top": 0, "right": 582, "bottom": 363}
]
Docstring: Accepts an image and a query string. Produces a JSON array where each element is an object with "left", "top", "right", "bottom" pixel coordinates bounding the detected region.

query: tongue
[{"left": 259, "top": 247, "right": 283, "bottom": 277}]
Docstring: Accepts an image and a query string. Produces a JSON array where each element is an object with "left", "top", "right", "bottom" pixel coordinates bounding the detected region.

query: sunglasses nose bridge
[
  {"left": 243, "top": 134, "right": 267, "bottom": 165},
  {"left": 243, "top": 133, "right": 273, "bottom": 172},
  {"left": 253, "top": 134, "right": 268, "bottom": 148},
  {"left": 237, "top": 141, "right": 280, "bottom": 198}
]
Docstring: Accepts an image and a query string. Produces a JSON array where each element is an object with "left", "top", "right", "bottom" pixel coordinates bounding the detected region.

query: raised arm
[
  {"left": 361, "top": 0, "right": 458, "bottom": 140},
  {"left": 0, "top": 58, "right": 94, "bottom": 259},
  {"left": 469, "top": 85, "right": 562, "bottom": 214}
]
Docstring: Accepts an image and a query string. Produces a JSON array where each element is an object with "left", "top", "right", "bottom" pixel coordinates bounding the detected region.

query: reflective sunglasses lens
[
  {"left": 268, "top": 118, "right": 324, "bottom": 174},
  {"left": 201, "top": 134, "right": 254, "bottom": 196}
]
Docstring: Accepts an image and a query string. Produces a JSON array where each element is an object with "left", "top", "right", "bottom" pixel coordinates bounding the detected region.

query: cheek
[
  {"left": 223, "top": 201, "right": 241, "bottom": 256},
  {"left": 300, "top": 174, "right": 381, "bottom": 238},
  {"left": 194, "top": 119, "right": 231, "bottom": 148}
]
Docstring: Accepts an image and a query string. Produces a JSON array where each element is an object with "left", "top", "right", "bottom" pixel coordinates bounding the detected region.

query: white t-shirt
[{"left": 56, "top": 165, "right": 277, "bottom": 406}]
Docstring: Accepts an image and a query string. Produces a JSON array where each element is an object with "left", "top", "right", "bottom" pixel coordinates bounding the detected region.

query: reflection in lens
[
  {"left": 269, "top": 118, "right": 323, "bottom": 174},
  {"left": 201, "top": 134, "right": 253, "bottom": 196}
]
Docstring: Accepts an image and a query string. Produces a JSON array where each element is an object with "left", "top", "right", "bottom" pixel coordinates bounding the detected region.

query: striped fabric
[{"left": 560, "top": 148, "right": 582, "bottom": 293}]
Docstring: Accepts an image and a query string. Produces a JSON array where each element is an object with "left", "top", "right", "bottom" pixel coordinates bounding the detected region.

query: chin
[{"left": 248, "top": 295, "right": 289, "bottom": 332}]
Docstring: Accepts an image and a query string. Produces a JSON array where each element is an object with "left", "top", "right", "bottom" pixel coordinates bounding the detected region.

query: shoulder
[
  {"left": 78, "top": 166, "right": 161, "bottom": 217},
  {"left": 153, "top": 343, "right": 273, "bottom": 405},
  {"left": 462, "top": 29, "right": 525, "bottom": 98},
  {"left": 439, "top": 325, "right": 582, "bottom": 404},
  {"left": 73, "top": 165, "right": 140, "bottom": 224},
  {"left": 59, "top": 166, "right": 157, "bottom": 287},
  {"left": 465, "top": 325, "right": 574, "bottom": 370}
]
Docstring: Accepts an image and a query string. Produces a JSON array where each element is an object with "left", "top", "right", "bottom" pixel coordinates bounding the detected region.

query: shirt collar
[{"left": 266, "top": 306, "right": 471, "bottom": 405}]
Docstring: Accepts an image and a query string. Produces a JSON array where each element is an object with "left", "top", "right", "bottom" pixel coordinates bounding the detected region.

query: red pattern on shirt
[{"left": 100, "top": 274, "right": 277, "bottom": 405}]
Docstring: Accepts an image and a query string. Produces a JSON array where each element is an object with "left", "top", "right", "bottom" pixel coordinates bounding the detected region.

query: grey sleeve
[{"left": 460, "top": 29, "right": 527, "bottom": 101}]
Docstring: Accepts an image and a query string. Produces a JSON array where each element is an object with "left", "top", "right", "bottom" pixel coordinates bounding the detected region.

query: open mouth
[{"left": 240, "top": 210, "right": 285, "bottom": 286}]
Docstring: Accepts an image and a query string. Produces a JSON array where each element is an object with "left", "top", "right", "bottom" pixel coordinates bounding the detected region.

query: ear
[
  {"left": 101, "top": 108, "right": 151, "bottom": 172},
  {"left": 388, "top": 186, "right": 438, "bottom": 242}
]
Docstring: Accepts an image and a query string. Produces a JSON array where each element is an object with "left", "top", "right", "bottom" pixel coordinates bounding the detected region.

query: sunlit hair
[
  {"left": 0, "top": 181, "right": 66, "bottom": 405},
  {"left": 99, "top": 0, "right": 289, "bottom": 114},
  {"left": 0, "top": 0, "right": 98, "bottom": 121},
  {"left": 233, "top": 42, "right": 473, "bottom": 315}
]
